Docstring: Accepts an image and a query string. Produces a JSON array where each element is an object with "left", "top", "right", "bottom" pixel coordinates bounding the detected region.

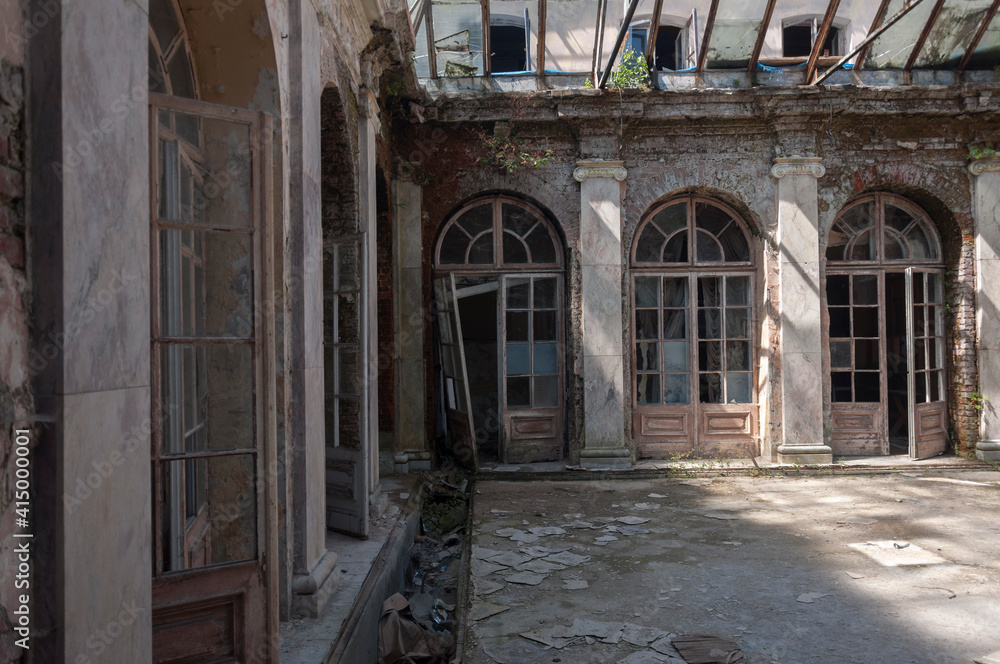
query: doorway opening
[
  {"left": 456, "top": 277, "right": 501, "bottom": 463},
  {"left": 885, "top": 273, "right": 908, "bottom": 452}
]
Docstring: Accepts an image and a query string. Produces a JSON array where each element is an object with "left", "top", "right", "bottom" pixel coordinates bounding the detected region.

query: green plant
[
  {"left": 609, "top": 48, "right": 651, "bottom": 89},
  {"left": 583, "top": 77, "right": 595, "bottom": 89},
  {"left": 970, "top": 391, "right": 988, "bottom": 412},
  {"left": 474, "top": 96, "right": 553, "bottom": 174},
  {"left": 968, "top": 145, "right": 998, "bottom": 160}
]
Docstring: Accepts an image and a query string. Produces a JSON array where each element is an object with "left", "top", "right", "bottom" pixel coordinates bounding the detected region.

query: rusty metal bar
[
  {"left": 813, "top": 0, "right": 928, "bottom": 85},
  {"left": 426, "top": 0, "right": 439, "bottom": 78},
  {"left": 747, "top": 0, "right": 778, "bottom": 74},
  {"left": 481, "top": 0, "right": 491, "bottom": 75},
  {"left": 957, "top": 0, "right": 1000, "bottom": 72},
  {"left": 696, "top": 0, "right": 720, "bottom": 74},
  {"left": 804, "top": 0, "right": 843, "bottom": 82},
  {"left": 855, "top": 0, "right": 893, "bottom": 71},
  {"left": 592, "top": 0, "right": 608, "bottom": 84},
  {"left": 598, "top": 0, "right": 643, "bottom": 89},
  {"left": 904, "top": 0, "right": 946, "bottom": 71},
  {"left": 646, "top": 0, "right": 666, "bottom": 69},
  {"left": 537, "top": 0, "right": 547, "bottom": 75}
]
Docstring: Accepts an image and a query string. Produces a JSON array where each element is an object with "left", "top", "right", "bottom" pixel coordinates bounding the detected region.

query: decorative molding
[
  {"left": 969, "top": 157, "right": 1000, "bottom": 176},
  {"left": 359, "top": 89, "right": 382, "bottom": 133},
  {"left": 574, "top": 160, "right": 628, "bottom": 182},
  {"left": 770, "top": 156, "right": 825, "bottom": 179}
]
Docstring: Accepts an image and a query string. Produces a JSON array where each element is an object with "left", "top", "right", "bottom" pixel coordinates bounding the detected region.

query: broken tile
[
  {"left": 494, "top": 528, "right": 525, "bottom": 538},
  {"left": 561, "top": 618, "right": 624, "bottom": 644},
  {"left": 519, "top": 628, "right": 578, "bottom": 649},
  {"left": 516, "top": 559, "right": 567, "bottom": 574},
  {"left": 472, "top": 559, "right": 506, "bottom": 578},
  {"left": 651, "top": 635, "right": 682, "bottom": 657},
  {"left": 473, "top": 578, "right": 505, "bottom": 595},
  {"left": 471, "top": 602, "right": 510, "bottom": 621},
  {"left": 473, "top": 546, "right": 505, "bottom": 560},
  {"left": 511, "top": 532, "right": 540, "bottom": 544},
  {"left": 565, "top": 519, "right": 596, "bottom": 529},
  {"left": 672, "top": 635, "right": 743, "bottom": 663},
  {"left": 487, "top": 551, "right": 534, "bottom": 567},
  {"left": 545, "top": 550, "right": 591, "bottom": 566},
  {"left": 633, "top": 502, "right": 661, "bottom": 510},
  {"left": 529, "top": 526, "right": 567, "bottom": 536},
  {"left": 648, "top": 493, "right": 667, "bottom": 498},
  {"left": 504, "top": 571, "right": 548, "bottom": 586},
  {"left": 519, "top": 544, "right": 571, "bottom": 558},
  {"left": 796, "top": 592, "right": 832, "bottom": 603},
  {"left": 618, "top": 516, "right": 651, "bottom": 525},
  {"left": 622, "top": 623, "right": 669, "bottom": 646},
  {"left": 482, "top": 639, "right": 550, "bottom": 664},
  {"left": 593, "top": 516, "right": 618, "bottom": 523},
  {"left": 562, "top": 579, "right": 589, "bottom": 590},
  {"left": 678, "top": 479, "right": 712, "bottom": 486}
]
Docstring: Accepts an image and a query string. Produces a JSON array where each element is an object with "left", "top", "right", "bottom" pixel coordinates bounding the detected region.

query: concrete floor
[{"left": 463, "top": 468, "right": 1000, "bottom": 664}]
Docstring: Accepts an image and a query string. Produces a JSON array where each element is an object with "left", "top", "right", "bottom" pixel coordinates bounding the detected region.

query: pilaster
[{"left": 971, "top": 157, "right": 1000, "bottom": 461}]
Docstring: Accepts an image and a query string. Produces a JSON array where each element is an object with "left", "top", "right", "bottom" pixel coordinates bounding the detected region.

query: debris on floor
[
  {"left": 670, "top": 634, "right": 744, "bottom": 663},
  {"left": 376, "top": 593, "right": 452, "bottom": 664}
]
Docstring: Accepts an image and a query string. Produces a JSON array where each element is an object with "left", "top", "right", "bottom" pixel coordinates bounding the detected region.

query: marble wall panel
[
  {"left": 779, "top": 260, "right": 821, "bottom": 355},
  {"left": 777, "top": 175, "right": 820, "bottom": 266},
  {"left": 396, "top": 179, "right": 423, "bottom": 270},
  {"left": 302, "top": 365, "right": 327, "bottom": 569},
  {"left": 779, "top": 351, "right": 824, "bottom": 444},
  {"left": 397, "top": 358, "right": 426, "bottom": 448},
  {"left": 581, "top": 178, "right": 623, "bottom": 266},
  {"left": 582, "top": 265, "right": 624, "bottom": 358},
  {"left": 583, "top": 354, "right": 625, "bottom": 448}
]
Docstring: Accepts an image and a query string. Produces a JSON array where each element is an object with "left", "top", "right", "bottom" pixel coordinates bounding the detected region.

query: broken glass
[
  {"left": 863, "top": 0, "right": 939, "bottom": 69},
  {"left": 704, "top": 0, "right": 771, "bottom": 68},
  {"left": 913, "top": 0, "right": 992, "bottom": 68}
]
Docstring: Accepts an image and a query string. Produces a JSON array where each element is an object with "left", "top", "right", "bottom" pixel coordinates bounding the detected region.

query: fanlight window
[
  {"left": 633, "top": 197, "right": 752, "bottom": 265},
  {"left": 436, "top": 197, "right": 561, "bottom": 269},
  {"left": 827, "top": 195, "right": 941, "bottom": 263}
]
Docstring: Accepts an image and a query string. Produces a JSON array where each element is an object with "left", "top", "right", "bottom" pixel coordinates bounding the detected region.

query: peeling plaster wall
[{"left": 412, "top": 87, "right": 999, "bottom": 460}]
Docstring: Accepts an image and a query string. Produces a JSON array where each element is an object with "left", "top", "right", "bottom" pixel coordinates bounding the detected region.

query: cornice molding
[
  {"left": 969, "top": 157, "right": 1000, "bottom": 176},
  {"left": 574, "top": 160, "right": 628, "bottom": 182},
  {"left": 770, "top": 156, "right": 825, "bottom": 179}
]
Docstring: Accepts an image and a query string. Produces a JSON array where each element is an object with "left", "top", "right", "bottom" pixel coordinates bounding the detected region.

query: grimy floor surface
[{"left": 463, "top": 469, "right": 1000, "bottom": 664}]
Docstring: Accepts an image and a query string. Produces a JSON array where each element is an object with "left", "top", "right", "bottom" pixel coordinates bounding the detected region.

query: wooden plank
[
  {"left": 537, "top": 0, "right": 546, "bottom": 76},
  {"left": 481, "top": 0, "right": 491, "bottom": 75},
  {"left": 696, "top": 0, "right": 720, "bottom": 74},
  {"left": 747, "top": 0, "right": 778, "bottom": 74},
  {"left": 427, "top": 0, "right": 438, "bottom": 78},
  {"left": 804, "top": 0, "right": 843, "bottom": 82},
  {"left": 646, "top": 0, "right": 665, "bottom": 70},
  {"left": 957, "top": 0, "right": 1000, "bottom": 72}
]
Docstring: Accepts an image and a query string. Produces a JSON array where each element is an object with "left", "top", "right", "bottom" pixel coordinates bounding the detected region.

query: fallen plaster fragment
[
  {"left": 633, "top": 502, "right": 661, "bottom": 510},
  {"left": 845, "top": 571, "right": 865, "bottom": 579},
  {"left": 616, "top": 652, "right": 669, "bottom": 664},
  {"left": 618, "top": 516, "right": 651, "bottom": 525},
  {"left": 487, "top": 551, "right": 534, "bottom": 567},
  {"left": 473, "top": 546, "right": 505, "bottom": 560},
  {"left": 562, "top": 579, "right": 589, "bottom": 589},
  {"left": 482, "top": 639, "right": 550, "bottom": 664},
  {"left": 561, "top": 618, "right": 624, "bottom": 644},
  {"left": 672, "top": 634, "right": 744, "bottom": 663},
  {"left": 796, "top": 592, "right": 832, "bottom": 603},
  {"left": 619, "top": 525, "right": 650, "bottom": 536},
  {"left": 471, "top": 602, "right": 511, "bottom": 621},
  {"left": 622, "top": 623, "right": 669, "bottom": 646},
  {"left": 504, "top": 571, "right": 548, "bottom": 585},
  {"left": 529, "top": 526, "right": 567, "bottom": 536},
  {"left": 519, "top": 544, "right": 571, "bottom": 558},
  {"left": 593, "top": 516, "right": 618, "bottom": 523},
  {"left": 565, "top": 519, "right": 596, "bottom": 529},
  {"left": 516, "top": 559, "right": 567, "bottom": 574},
  {"left": 494, "top": 528, "right": 525, "bottom": 538},
  {"left": 837, "top": 516, "right": 878, "bottom": 525},
  {"left": 472, "top": 559, "right": 507, "bottom": 577},
  {"left": 595, "top": 535, "right": 618, "bottom": 545},
  {"left": 679, "top": 479, "right": 712, "bottom": 486},
  {"left": 975, "top": 650, "right": 1000, "bottom": 664},
  {"left": 519, "top": 628, "right": 578, "bottom": 649},
  {"left": 704, "top": 513, "right": 739, "bottom": 520},
  {"left": 648, "top": 493, "right": 668, "bottom": 498},
  {"left": 545, "top": 550, "right": 591, "bottom": 566},
  {"left": 651, "top": 635, "right": 682, "bottom": 657},
  {"left": 474, "top": 578, "right": 505, "bottom": 595},
  {"left": 491, "top": 465, "right": 522, "bottom": 472}
]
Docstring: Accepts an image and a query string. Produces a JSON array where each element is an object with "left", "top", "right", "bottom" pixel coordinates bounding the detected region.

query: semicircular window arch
[
  {"left": 632, "top": 196, "right": 753, "bottom": 267},
  {"left": 827, "top": 194, "right": 942, "bottom": 264},
  {"left": 435, "top": 197, "right": 563, "bottom": 270}
]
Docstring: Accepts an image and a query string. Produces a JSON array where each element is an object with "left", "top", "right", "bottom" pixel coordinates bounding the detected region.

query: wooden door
[
  {"left": 325, "top": 237, "right": 370, "bottom": 536},
  {"left": 150, "top": 94, "right": 277, "bottom": 663},
  {"left": 828, "top": 272, "right": 887, "bottom": 455},
  {"left": 501, "top": 275, "right": 564, "bottom": 464},
  {"left": 907, "top": 269, "right": 948, "bottom": 459},
  {"left": 434, "top": 274, "right": 478, "bottom": 469}
]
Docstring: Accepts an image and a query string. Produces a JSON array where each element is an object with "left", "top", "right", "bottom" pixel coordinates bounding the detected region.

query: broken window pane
[
  {"left": 964, "top": 10, "right": 1000, "bottom": 69},
  {"left": 853, "top": 275, "right": 878, "bottom": 305},
  {"left": 507, "top": 311, "right": 529, "bottom": 341},
  {"left": 913, "top": 0, "right": 992, "bottom": 68},
  {"left": 663, "top": 374, "right": 690, "bottom": 404},
  {"left": 699, "top": 341, "right": 723, "bottom": 371},
  {"left": 704, "top": 0, "right": 770, "bottom": 68},
  {"left": 831, "top": 340, "right": 851, "bottom": 368},
  {"left": 533, "top": 310, "right": 557, "bottom": 341},
  {"left": 864, "top": 0, "right": 939, "bottom": 69},
  {"left": 832, "top": 371, "right": 852, "bottom": 402},
  {"left": 855, "top": 372, "right": 880, "bottom": 401},
  {"left": 534, "top": 277, "right": 557, "bottom": 308}
]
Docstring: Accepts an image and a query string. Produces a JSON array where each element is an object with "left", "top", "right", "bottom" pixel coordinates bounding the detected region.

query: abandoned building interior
[{"left": 1, "top": 0, "right": 1000, "bottom": 660}]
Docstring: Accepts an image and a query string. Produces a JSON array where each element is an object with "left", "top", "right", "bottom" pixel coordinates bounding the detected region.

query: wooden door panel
[
  {"left": 505, "top": 410, "right": 562, "bottom": 463},
  {"left": 830, "top": 404, "right": 884, "bottom": 455},
  {"left": 913, "top": 401, "right": 947, "bottom": 459}
]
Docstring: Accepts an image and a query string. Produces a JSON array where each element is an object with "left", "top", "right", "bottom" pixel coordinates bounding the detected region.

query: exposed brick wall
[{"left": 0, "top": 54, "right": 28, "bottom": 663}]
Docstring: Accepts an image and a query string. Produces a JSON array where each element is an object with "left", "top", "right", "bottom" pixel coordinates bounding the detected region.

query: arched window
[
  {"left": 436, "top": 196, "right": 562, "bottom": 270},
  {"left": 630, "top": 196, "right": 757, "bottom": 457},
  {"left": 149, "top": 0, "right": 198, "bottom": 99},
  {"left": 433, "top": 196, "right": 564, "bottom": 466},
  {"left": 825, "top": 194, "right": 947, "bottom": 459}
]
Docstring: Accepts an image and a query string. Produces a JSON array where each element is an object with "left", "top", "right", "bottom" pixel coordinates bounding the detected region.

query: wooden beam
[
  {"left": 814, "top": 0, "right": 929, "bottom": 84},
  {"left": 646, "top": 0, "right": 666, "bottom": 70},
  {"left": 958, "top": 0, "right": 1000, "bottom": 72},
  {"left": 592, "top": 0, "right": 608, "bottom": 84},
  {"left": 598, "top": 0, "right": 643, "bottom": 89},
  {"left": 427, "top": 0, "right": 438, "bottom": 78},
  {"left": 696, "top": 0, "right": 721, "bottom": 74},
  {"left": 904, "top": 0, "right": 947, "bottom": 71},
  {"left": 482, "top": 0, "right": 491, "bottom": 75},
  {"left": 804, "top": 0, "right": 843, "bottom": 82},
  {"left": 537, "top": 0, "right": 547, "bottom": 76},
  {"left": 855, "top": 0, "right": 893, "bottom": 71},
  {"left": 747, "top": 0, "right": 778, "bottom": 74}
]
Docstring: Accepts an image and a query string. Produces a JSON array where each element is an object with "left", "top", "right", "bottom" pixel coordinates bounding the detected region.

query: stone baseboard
[
  {"left": 776, "top": 444, "right": 834, "bottom": 466},
  {"left": 291, "top": 550, "right": 341, "bottom": 618},
  {"left": 580, "top": 448, "right": 632, "bottom": 470},
  {"left": 976, "top": 441, "right": 1000, "bottom": 462}
]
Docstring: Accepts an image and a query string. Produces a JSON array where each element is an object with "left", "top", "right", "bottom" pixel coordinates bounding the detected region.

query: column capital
[
  {"left": 574, "top": 160, "right": 627, "bottom": 182},
  {"left": 359, "top": 89, "right": 382, "bottom": 133},
  {"left": 770, "top": 156, "right": 825, "bottom": 179},
  {"left": 969, "top": 157, "right": 1000, "bottom": 176}
]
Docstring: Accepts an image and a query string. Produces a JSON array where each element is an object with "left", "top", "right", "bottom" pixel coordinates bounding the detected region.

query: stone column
[
  {"left": 971, "top": 157, "right": 1000, "bottom": 461},
  {"left": 289, "top": 0, "right": 339, "bottom": 618},
  {"left": 359, "top": 92, "right": 386, "bottom": 513},
  {"left": 393, "top": 165, "right": 430, "bottom": 473},
  {"left": 574, "top": 161, "right": 631, "bottom": 469},
  {"left": 771, "top": 157, "right": 833, "bottom": 465}
]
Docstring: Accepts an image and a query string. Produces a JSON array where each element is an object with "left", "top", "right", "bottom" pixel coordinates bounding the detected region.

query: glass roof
[{"left": 409, "top": 0, "right": 1000, "bottom": 85}]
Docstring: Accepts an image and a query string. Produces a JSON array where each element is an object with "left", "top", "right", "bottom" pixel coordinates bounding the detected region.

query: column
[
  {"left": 359, "top": 92, "right": 386, "bottom": 512},
  {"left": 771, "top": 157, "right": 833, "bottom": 465},
  {"left": 393, "top": 164, "right": 430, "bottom": 472},
  {"left": 574, "top": 161, "right": 631, "bottom": 469},
  {"left": 971, "top": 157, "right": 1000, "bottom": 461},
  {"left": 289, "top": 0, "right": 340, "bottom": 618}
]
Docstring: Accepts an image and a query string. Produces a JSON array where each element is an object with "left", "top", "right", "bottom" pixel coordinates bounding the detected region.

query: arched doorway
[
  {"left": 434, "top": 196, "right": 565, "bottom": 466},
  {"left": 149, "top": 0, "right": 277, "bottom": 659},
  {"left": 825, "top": 193, "right": 948, "bottom": 459},
  {"left": 630, "top": 195, "right": 758, "bottom": 458}
]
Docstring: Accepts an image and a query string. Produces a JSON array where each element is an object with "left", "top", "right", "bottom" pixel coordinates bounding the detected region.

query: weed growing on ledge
[
  {"left": 609, "top": 48, "right": 651, "bottom": 89},
  {"left": 474, "top": 95, "right": 553, "bottom": 174},
  {"left": 968, "top": 145, "right": 998, "bottom": 160}
]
